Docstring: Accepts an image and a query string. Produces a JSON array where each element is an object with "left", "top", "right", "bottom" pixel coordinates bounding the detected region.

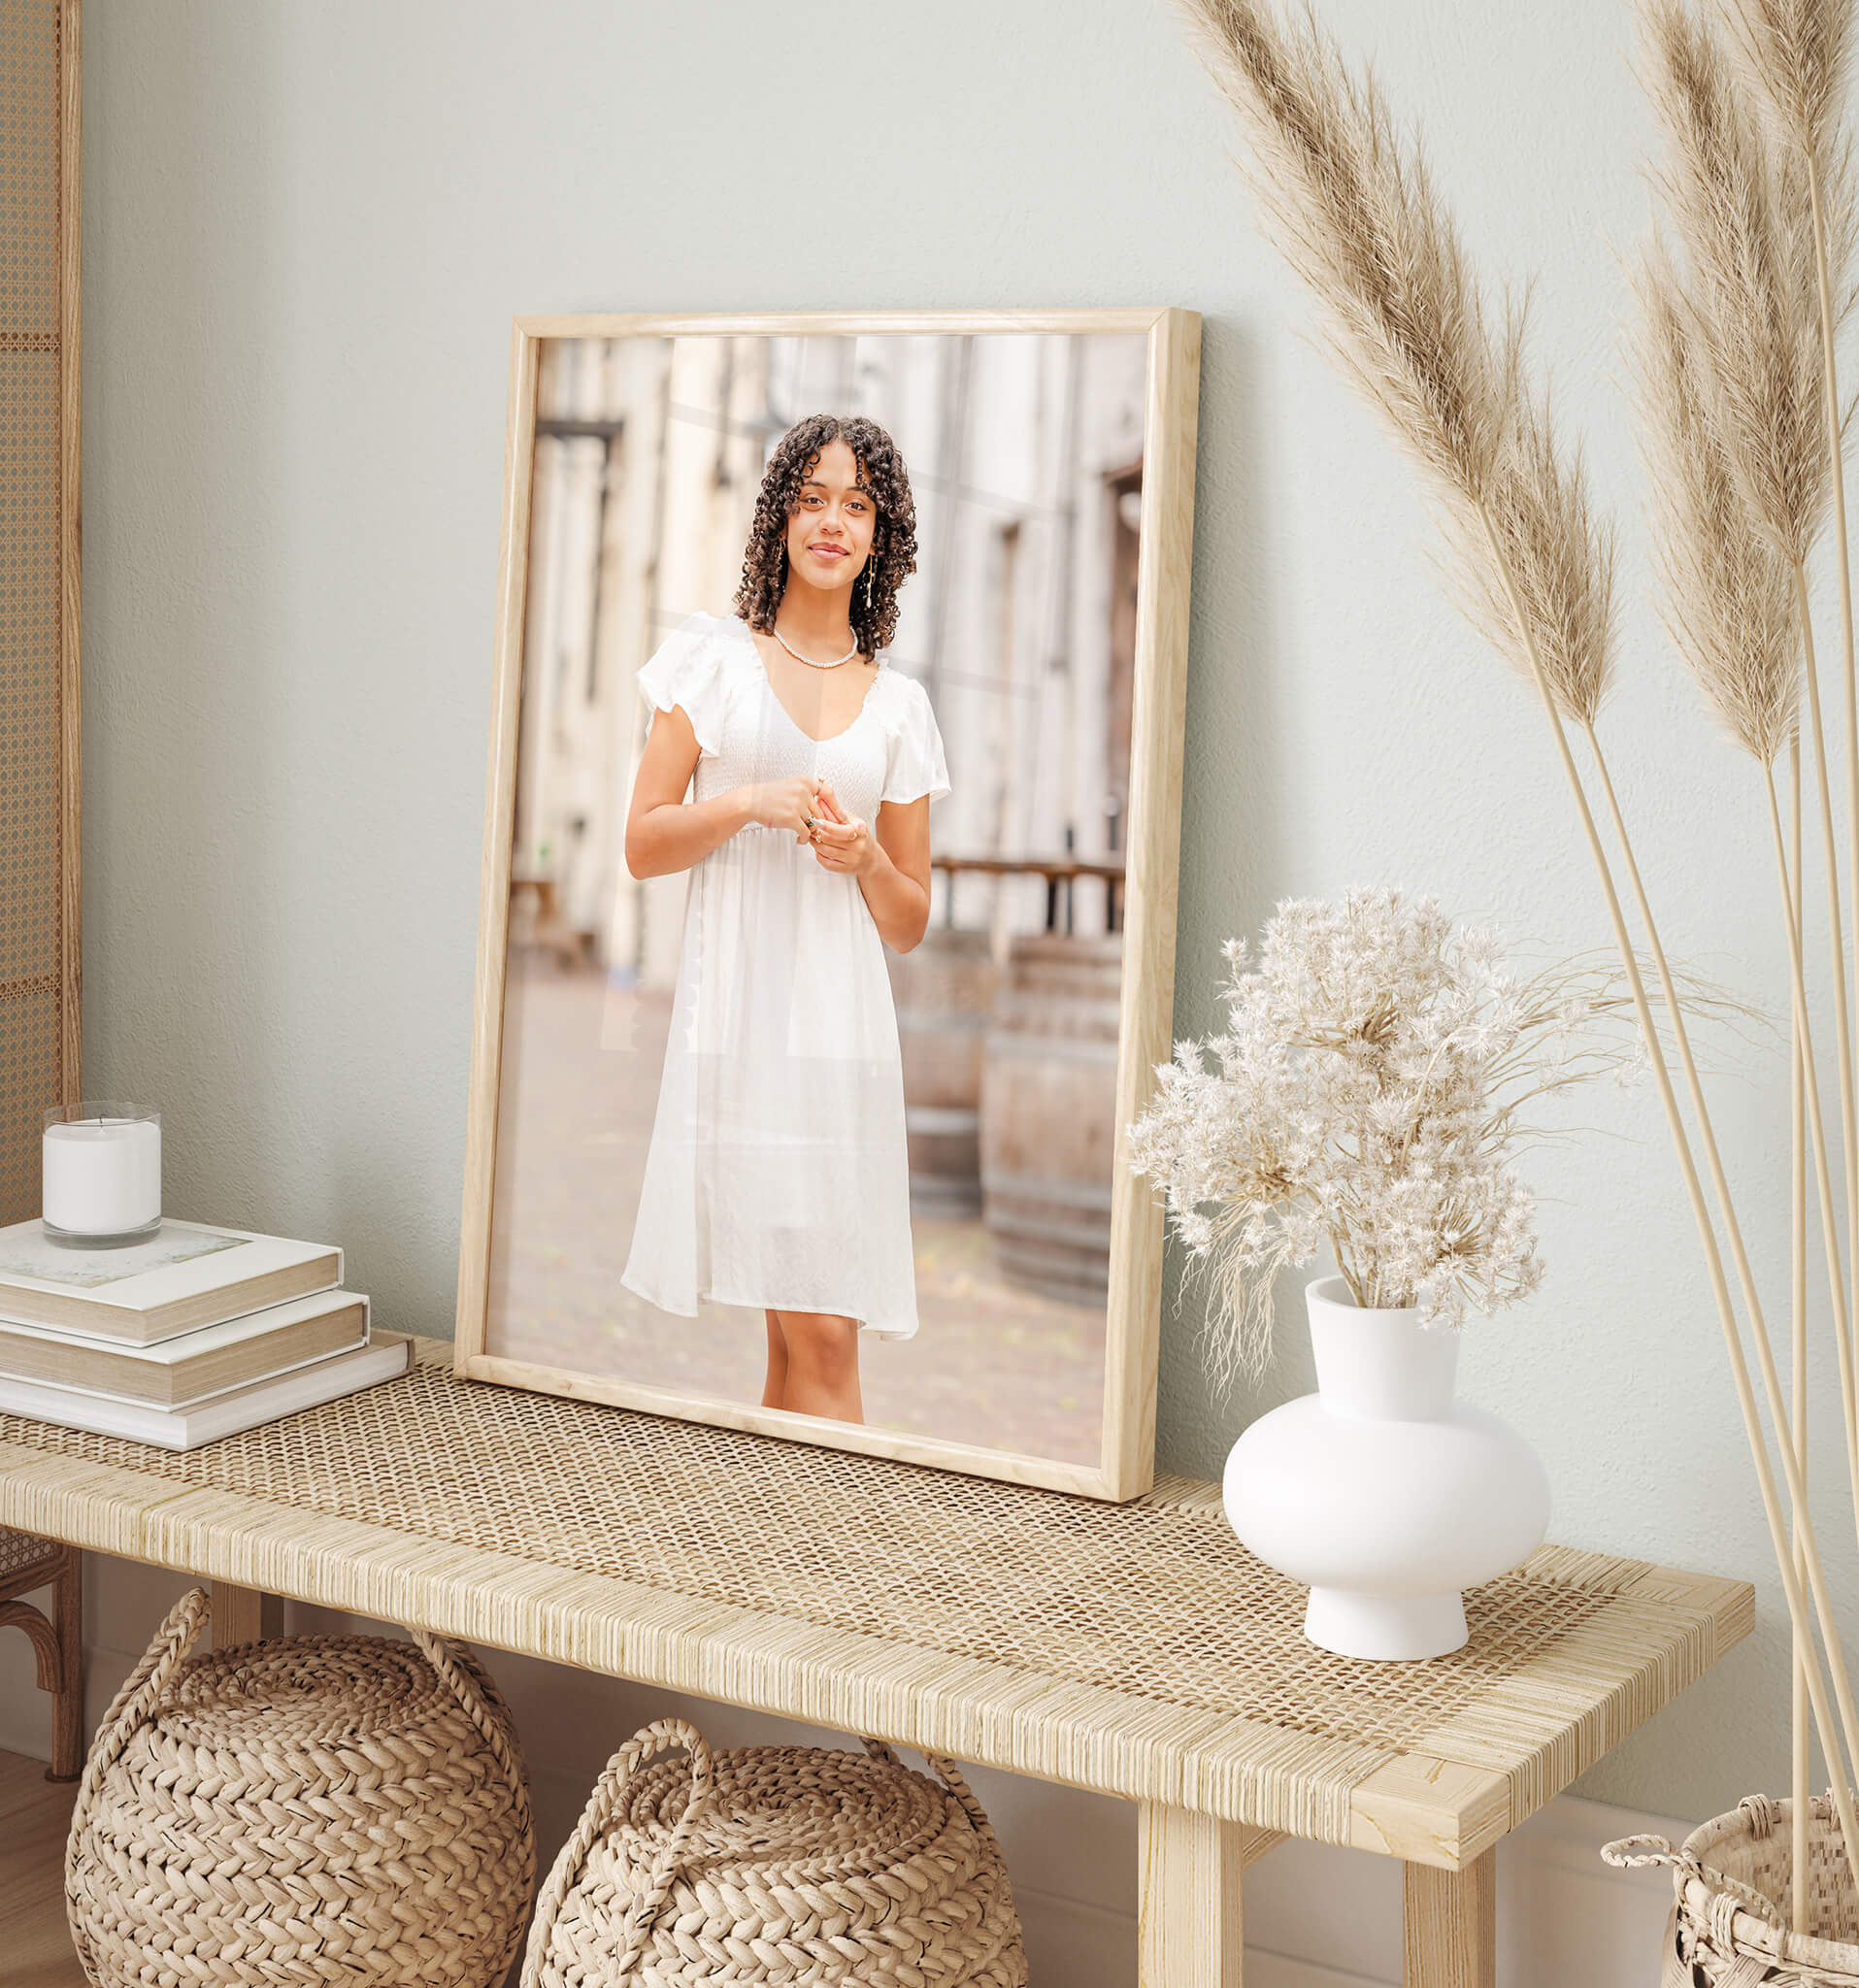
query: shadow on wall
[{"left": 1155, "top": 316, "right": 1296, "bottom": 1480}]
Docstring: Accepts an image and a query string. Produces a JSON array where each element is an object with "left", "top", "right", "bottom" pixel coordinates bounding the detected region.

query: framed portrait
[{"left": 453, "top": 308, "right": 1200, "bottom": 1500}]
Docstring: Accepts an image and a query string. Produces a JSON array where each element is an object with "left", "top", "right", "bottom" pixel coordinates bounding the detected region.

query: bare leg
[
  {"left": 762, "top": 1309, "right": 789, "bottom": 1409},
  {"left": 772, "top": 1309, "right": 864, "bottom": 1423}
]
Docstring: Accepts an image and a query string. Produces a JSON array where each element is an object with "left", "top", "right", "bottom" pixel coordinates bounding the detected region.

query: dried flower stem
[
  {"left": 1792, "top": 740, "right": 1810, "bottom": 1932},
  {"left": 1762, "top": 760, "right": 1859, "bottom": 1532},
  {"left": 1478, "top": 497, "right": 1859, "bottom": 1839},
  {"left": 1584, "top": 712, "right": 1859, "bottom": 1837},
  {"left": 1823, "top": 193, "right": 1859, "bottom": 1233},
  {"left": 1808, "top": 150, "right": 1859, "bottom": 1521},
  {"left": 1577, "top": 742, "right": 1859, "bottom": 1830},
  {"left": 1793, "top": 132, "right": 1859, "bottom": 1351},
  {"left": 1794, "top": 561, "right": 1859, "bottom": 1529}
]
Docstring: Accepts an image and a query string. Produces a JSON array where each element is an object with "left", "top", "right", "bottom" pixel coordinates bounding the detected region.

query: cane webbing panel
[
  {"left": 0, "top": 1521, "right": 61, "bottom": 1583},
  {"left": 0, "top": 0, "right": 60, "bottom": 338},
  {"left": 0, "top": 1340, "right": 1750, "bottom": 1859},
  {"left": 0, "top": 353, "right": 62, "bottom": 986},
  {"left": 0, "top": 0, "right": 75, "bottom": 1227},
  {"left": 0, "top": 982, "right": 59, "bottom": 1209}
]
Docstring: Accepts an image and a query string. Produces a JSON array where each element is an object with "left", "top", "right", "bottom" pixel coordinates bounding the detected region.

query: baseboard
[{"left": 1243, "top": 1958, "right": 1390, "bottom": 1988}]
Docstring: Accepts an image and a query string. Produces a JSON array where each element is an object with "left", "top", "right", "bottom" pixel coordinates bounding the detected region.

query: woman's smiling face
[{"left": 784, "top": 439, "right": 878, "bottom": 591}]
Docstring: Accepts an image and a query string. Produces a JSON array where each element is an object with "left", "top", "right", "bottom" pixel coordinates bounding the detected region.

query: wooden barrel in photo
[
  {"left": 979, "top": 933, "right": 1124, "bottom": 1304},
  {"left": 888, "top": 929, "right": 1000, "bottom": 1220}
]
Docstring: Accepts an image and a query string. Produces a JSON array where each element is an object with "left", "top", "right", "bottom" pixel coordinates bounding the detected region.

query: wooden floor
[{"left": 0, "top": 1750, "right": 84, "bottom": 1988}]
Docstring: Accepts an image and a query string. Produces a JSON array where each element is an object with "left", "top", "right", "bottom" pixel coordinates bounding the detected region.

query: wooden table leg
[
  {"left": 209, "top": 1581, "right": 280, "bottom": 1650},
  {"left": 1138, "top": 1805, "right": 1278, "bottom": 1986},
  {"left": 1403, "top": 1850, "right": 1496, "bottom": 1988},
  {"left": 50, "top": 1545, "right": 82, "bottom": 1780}
]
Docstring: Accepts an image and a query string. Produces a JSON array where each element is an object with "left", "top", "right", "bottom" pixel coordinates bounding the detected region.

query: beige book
[
  {"left": 0, "top": 1218, "right": 343, "bottom": 1343},
  {"left": 0, "top": 1289, "right": 370, "bottom": 1408},
  {"left": 0, "top": 1332, "right": 411, "bottom": 1451}
]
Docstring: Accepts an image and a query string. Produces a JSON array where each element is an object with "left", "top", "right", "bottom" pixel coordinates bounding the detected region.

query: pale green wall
[{"left": 82, "top": 0, "right": 1841, "bottom": 1819}]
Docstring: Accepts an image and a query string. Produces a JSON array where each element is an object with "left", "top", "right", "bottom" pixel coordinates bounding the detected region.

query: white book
[
  {"left": 0, "top": 1290, "right": 371, "bottom": 1408},
  {"left": 0, "top": 1218, "right": 343, "bottom": 1343},
  {"left": 0, "top": 1332, "right": 410, "bottom": 1451}
]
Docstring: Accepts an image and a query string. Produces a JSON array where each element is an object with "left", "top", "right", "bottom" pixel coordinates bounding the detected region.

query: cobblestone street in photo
[{"left": 486, "top": 953, "right": 1106, "bottom": 1464}]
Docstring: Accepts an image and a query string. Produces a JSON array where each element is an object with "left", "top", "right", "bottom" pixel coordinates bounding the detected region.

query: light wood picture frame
[{"left": 453, "top": 308, "right": 1200, "bottom": 1500}]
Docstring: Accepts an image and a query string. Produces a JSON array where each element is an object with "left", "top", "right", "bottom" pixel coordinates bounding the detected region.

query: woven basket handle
[
  {"left": 408, "top": 1626, "right": 533, "bottom": 1843},
  {"left": 1601, "top": 1834, "right": 1785, "bottom": 1929},
  {"left": 64, "top": 1582, "right": 212, "bottom": 1976},
  {"left": 863, "top": 1738, "right": 1002, "bottom": 1850},
  {"left": 521, "top": 1716, "right": 714, "bottom": 1987}
]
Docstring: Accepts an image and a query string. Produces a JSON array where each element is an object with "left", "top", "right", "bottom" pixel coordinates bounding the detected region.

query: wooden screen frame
[
  {"left": 452, "top": 307, "right": 1200, "bottom": 1501},
  {"left": 60, "top": 0, "right": 81, "bottom": 1109}
]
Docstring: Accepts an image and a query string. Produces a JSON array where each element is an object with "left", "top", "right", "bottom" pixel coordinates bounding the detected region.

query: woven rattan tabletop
[{"left": 0, "top": 1336, "right": 1749, "bottom": 1870}]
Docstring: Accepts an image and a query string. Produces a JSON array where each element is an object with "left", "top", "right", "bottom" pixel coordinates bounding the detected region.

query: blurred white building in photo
[{"left": 512, "top": 329, "right": 1148, "bottom": 992}]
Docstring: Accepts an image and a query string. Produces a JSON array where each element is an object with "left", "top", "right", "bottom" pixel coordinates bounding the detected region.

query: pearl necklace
[{"left": 773, "top": 625, "right": 860, "bottom": 670}]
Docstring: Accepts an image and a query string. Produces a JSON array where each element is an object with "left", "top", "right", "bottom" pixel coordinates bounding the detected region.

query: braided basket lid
[
  {"left": 155, "top": 1634, "right": 494, "bottom": 1758},
  {"left": 611, "top": 1742, "right": 981, "bottom": 1887},
  {"left": 528, "top": 1722, "right": 1026, "bottom": 1987}
]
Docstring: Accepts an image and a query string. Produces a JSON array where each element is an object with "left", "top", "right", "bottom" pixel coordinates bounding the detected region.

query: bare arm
[
  {"left": 811, "top": 784, "right": 932, "bottom": 952},
  {"left": 624, "top": 704, "right": 822, "bottom": 879}
]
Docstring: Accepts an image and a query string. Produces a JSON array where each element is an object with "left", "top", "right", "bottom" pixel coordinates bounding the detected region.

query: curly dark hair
[{"left": 733, "top": 414, "right": 919, "bottom": 656}]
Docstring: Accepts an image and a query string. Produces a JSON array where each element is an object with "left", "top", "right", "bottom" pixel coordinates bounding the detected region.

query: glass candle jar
[{"left": 42, "top": 1104, "right": 163, "bottom": 1246}]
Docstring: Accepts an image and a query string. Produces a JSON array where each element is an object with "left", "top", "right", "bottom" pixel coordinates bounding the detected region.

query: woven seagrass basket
[
  {"left": 1606, "top": 1794, "right": 1859, "bottom": 1984},
  {"left": 522, "top": 1716, "right": 1028, "bottom": 1986},
  {"left": 65, "top": 1586, "right": 536, "bottom": 1988}
]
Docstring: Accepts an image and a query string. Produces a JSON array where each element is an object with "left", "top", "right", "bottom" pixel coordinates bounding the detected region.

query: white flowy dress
[{"left": 619, "top": 610, "right": 950, "bottom": 1341}]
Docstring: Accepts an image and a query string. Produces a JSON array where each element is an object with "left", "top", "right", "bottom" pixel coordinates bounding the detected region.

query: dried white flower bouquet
[{"left": 1129, "top": 887, "right": 1656, "bottom": 1388}]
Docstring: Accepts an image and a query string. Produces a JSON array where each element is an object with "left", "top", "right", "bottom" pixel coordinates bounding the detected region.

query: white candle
[{"left": 43, "top": 1113, "right": 162, "bottom": 1236}]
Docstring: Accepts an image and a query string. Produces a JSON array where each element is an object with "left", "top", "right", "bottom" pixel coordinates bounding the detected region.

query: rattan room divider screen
[{"left": 0, "top": 0, "right": 82, "bottom": 1219}]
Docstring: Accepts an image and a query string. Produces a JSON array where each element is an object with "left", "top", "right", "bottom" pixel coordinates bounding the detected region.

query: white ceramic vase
[{"left": 1222, "top": 1276, "right": 1551, "bottom": 1661}]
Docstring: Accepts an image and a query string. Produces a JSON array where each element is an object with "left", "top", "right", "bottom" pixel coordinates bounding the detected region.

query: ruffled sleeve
[
  {"left": 635, "top": 612, "right": 730, "bottom": 757},
  {"left": 880, "top": 672, "right": 951, "bottom": 806}
]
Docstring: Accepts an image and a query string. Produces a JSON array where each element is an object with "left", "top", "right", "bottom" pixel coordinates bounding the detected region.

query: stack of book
[{"left": 0, "top": 1216, "right": 409, "bottom": 1449}]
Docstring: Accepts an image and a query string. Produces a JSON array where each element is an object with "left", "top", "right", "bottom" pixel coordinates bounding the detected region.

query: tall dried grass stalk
[
  {"left": 1642, "top": 2, "right": 1830, "bottom": 563},
  {"left": 1177, "top": 0, "right": 1859, "bottom": 1853},
  {"left": 1178, "top": 0, "right": 1518, "bottom": 500},
  {"left": 1643, "top": 0, "right": 1859, "bottom": 1551},
  {"left": 1731, "top": 0, "right": 1859, "bottom": 1532},
  {"left": 1652, "top": 3, "right": 1859, "bottom": 1890},
  {"left": 1444, "top": 391, "right": 1619, "bottom": 730},
  {"left": 1792, "top": 739, "right": 1810, "bottom": 1926},
  {"left": 1731, "top": 0, "right": 1856, "bottom": 142},
  {"left": 1632, "top": 246, "right": 1800, "bottom": 759},
  {"left": 1643, "top": 4, "right": 1859, "bottom": 1488},
  {"left": 1575, "top": 721, "right": 1859, "bottom": 1837},
  {"left": 1724, "top": 0, "right": 1859, "bottom": 964}
]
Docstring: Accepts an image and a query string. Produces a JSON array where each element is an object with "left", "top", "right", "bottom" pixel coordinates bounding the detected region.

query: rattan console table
[{"left": 0, "top": 1337, "right": 1749, "bottom": 1988}]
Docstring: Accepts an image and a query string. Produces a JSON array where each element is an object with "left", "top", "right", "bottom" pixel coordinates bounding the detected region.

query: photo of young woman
[
  {"left": 618, "top": 415, "right": 947, "bottom": 1424},
  {"left": 476, "top": 322, "right": 1178, "bottom": 1483}
]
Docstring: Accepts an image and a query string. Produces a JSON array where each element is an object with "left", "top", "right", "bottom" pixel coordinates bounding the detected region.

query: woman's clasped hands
[
  {"left": 747, "top": 776, "right": 822, "bottom": 843},
  {"left": 807, "top": 783, "right": 875, "bottom": 876},
  {"left": 744, "top": 777, "right": 876, "bottom": 876}
]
